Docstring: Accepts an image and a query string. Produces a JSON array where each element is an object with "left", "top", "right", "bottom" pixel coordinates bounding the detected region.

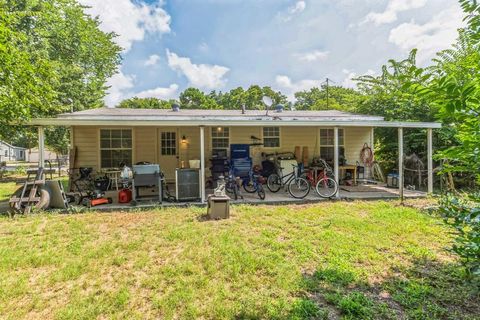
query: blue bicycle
[{"left": 231, "top": 167, "right": 266, "bottom": 200}]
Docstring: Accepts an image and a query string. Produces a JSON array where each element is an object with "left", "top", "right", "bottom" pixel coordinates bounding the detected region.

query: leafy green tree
[
  {"left": 426, "top": 31, "right": 479, "bottom": 186},
  {"left": 428, "top": 0, "right": 480, "bottom": 276},
  {"left": 1, "top": 0, "right": 121, "bottom": 154},
  {"left": 354, "top": 50, "right": 441, "bottom": 173},
  {"left": 294, "top": 86, "right": 360, "bottom": 111},
  {"left": 117, "top": 97, "right": 174, "bottom": 109},
  {"left": 179, "top": 87, "right": 220, "bottom": 109},
  {"left": 216, "top": 85, "right": 287, "bottom": 110},
  {"left": 0, "top": 4, "right": 57, "bottom": 136}
]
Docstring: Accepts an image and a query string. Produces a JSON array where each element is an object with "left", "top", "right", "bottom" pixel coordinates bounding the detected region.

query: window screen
[
  {"left": 100, "top": 129, "right": 132, "bottom": 168},
  {"left": 263, "top": 127, "right": 280, "bottom": 148},
  {"left": 319, "top": 129, "right": 344, "bottom": 161},
  {"left": 161, "top": 132, "right": 177, "bottom": 156},
  {"left": 211, "top": 127, "right": 229, "bottom": 156}
]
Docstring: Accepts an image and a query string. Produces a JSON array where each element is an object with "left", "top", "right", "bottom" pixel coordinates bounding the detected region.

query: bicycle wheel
[
  {"left": 288, "top": 177, "right": 310, "bottom": 199},
  {"left": 257, "top": 184, "right": 266, "bottom": 200},
  {"left": 267, "top": 174, "right": 282, "bottom": 193},
  {"left": 226, "top": 181, "right": 239, "bottom": 200},
  {"left": 315, "top": 177, "right": 338, "bottom": 198},
  {"left": 243, "top": 178, "right": 256, "bottom": 193}
]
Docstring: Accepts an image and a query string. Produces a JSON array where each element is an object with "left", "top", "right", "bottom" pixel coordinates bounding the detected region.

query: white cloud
[
  {"left": 275, "top": 75, "right": 323, "bottom": 100},
  {"left": 279, "top": 1, "right": 306, "bottom": 22},
  {"left": 136, "top": 84, "right": 179, "bottom": 100},
  {"left": 105, "top": 70, "right": 135, "bottom": 107},
  {"left": 105, "top": 69, "right": 178, "bottom": 106},
  {"left": 289, "top": 1, "right": 306, "bottom": 15},
  {"left": 362, "top": 0, "right": 427, "bottom": 26},
  {"left": 80, "top": 0, "right": 171, "bottom": 52},
  {"left": 388, "top": 5, "right": 464, "bottom": 63},
  {"left": 294, "top": 50, "right": 329, "bottom": 62},
  {"left": 144, "top": 54, "right": 161, "bottom": 66},
  {"left": 342, "top": 69, "right": 375, "bottom": 88},
  {"left": 166, "top": 49, "right": 230, "bottom": 89}
]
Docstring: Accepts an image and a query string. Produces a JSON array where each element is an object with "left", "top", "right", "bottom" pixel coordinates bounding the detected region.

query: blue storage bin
[
  {"left": 230, "top": 144, "right": 250, "bottom": 159},
  {"left": 231, "top": 157, "right": 252, "bottom": 179}
]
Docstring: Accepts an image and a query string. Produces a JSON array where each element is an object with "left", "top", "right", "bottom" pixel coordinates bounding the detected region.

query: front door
[{"left": 159, "top": 130, "right": 179, "bottom": 181}]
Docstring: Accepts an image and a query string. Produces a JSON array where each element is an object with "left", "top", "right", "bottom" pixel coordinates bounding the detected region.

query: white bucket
[{"left": 189, "top": 160, "right": 200, "bottom": 169}]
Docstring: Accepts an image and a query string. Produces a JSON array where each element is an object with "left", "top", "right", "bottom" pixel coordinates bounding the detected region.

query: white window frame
[
  {"left": 99, "top": 128, "right": 133, "bottom": 169},
  {"left": 211, "top": 127, "right": 230, "bottom": 156},
  {"left": 262, "top": 126, "right": 281, "bottom": 148},
  {"left": 160, "top": 131, "right": 177, "bottom": 156},
  {"left": 319, "top": 128, "right": 345, "bottom": 161}
]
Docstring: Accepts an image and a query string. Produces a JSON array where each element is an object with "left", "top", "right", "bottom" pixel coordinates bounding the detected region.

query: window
[
  {"left": 211, "top": 127, "right": 229, "bottom": 156},
  {"left": 263, "top": 127, "right": 280, "bottom": 148},
  {"left": 100, "top": 129, "right": 132, "bottom": 168},
  {"left": 4, "top": 150, "right": 7, "bottom": 157},
  {"left": 161, "top": 132, "right": 177, "bottom": 155},
  {"left": 319, "top": 129, "right": 345, "bottom": 162}
]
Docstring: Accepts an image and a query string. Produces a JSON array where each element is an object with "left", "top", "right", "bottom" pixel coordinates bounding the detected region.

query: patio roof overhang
[
  {"left": 23, "top": 108, "right": 441, "bottom": 129},
  {"left": 27, "top": 117, "right": 441, "bottom": 129}
]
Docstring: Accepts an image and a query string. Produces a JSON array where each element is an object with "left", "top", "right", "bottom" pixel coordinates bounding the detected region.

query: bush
[
  {"left": 439, "top": 193, "right": 480, "bottom": 277},
  {"left": 14, "top": 165, "right": 27, "bottom": 176}
]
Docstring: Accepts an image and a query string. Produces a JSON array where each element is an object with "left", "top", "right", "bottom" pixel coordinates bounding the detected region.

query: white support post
[
  {"left": 398, "top": 127, "right": 404, "bottom": 202},
  {"left": 334, "top": 127, "right": 339, "bottom": 198},
  {"left": 200, "top": 126, "right": 206, "bottom": 203},
  {"left": 427, "top": 128, "right": 433, "bottom": 194},
  {"left": 38, "top": 126, "right": 45, "bottom": 168}
]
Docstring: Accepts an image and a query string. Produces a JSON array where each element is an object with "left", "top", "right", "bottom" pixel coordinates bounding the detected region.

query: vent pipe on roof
[
  {"left": 275, "top": 104, "right": 284, "bottom": 113},
  {"left": 172, "top": 103, "right": 180, "bottom": 112},
  {"left": 241, "top": 104, "right": 246, "bottom": 114}
]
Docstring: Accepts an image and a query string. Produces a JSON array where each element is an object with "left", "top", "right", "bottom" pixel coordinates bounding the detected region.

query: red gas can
[{"left": 118, "top": 189, "right": 132, "bottom": 203}]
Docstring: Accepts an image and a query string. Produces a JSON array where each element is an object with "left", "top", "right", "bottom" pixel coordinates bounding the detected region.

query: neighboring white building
[
  {"left": 0, "top": 141, "right": 27, "bottom": 162},
  {"left": 26, "top": 147, "right": 62, "bottom": 163}
]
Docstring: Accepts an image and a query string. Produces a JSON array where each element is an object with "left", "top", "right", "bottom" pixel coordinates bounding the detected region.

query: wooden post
[
  {"left": 200, "top": 126, "right": 206, "bottom": 203},
  {"left": 427, "top": 128, "right": 433, "bottom": 194},
  {"left": 334, "top": 127, "right": 339, "bottom": 198},
  {"left": 38, "top": 126, "right": 45, "bottom": 168},
  {"left": 398, "top": 127, "right": 404, "bottom": 202}
]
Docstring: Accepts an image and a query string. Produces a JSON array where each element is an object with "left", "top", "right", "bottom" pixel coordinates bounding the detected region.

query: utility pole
[
  {"left": 323, "top": 78, "right": 335, "bottom": 109},
  {"left": 326, "top": 78, "right": 330, "bottom": 109}
]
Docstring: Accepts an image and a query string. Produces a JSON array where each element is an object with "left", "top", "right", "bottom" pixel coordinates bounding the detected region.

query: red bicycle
[{"left": 302, "top": 159, "right": 338, "bottom": 198}]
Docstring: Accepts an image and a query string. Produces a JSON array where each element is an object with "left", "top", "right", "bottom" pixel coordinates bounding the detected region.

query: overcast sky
[{"left": 79, "top": 0, "right": 465, "bottom": 106}]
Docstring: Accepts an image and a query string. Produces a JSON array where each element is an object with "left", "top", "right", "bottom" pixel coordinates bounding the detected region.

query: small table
[
  {"left": 104, "top": 170, "right": 121, "bottom": 190},
  {"left": 339, "top": 165, "right": 357, "bottom": 185}
]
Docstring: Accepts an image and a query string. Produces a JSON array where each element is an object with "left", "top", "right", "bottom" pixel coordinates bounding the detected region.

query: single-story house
[
  {"left": 0, "top": 140, "right": 27, "bottom": 162},
  {"left": 27, "top": 106, "right": 441, "bottom": 202},
  {"left": 27, "top": 147, "right": 63, "bottom": 163}
]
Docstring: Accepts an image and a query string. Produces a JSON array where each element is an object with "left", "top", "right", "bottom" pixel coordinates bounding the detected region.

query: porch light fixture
[{"left": 181, "top": 135, "right": 187, "bottom": 144}]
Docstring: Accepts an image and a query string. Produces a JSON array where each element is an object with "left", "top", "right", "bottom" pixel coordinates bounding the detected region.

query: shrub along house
[{"left": 27, "top": 106, "right": 441, "bottom": 203}]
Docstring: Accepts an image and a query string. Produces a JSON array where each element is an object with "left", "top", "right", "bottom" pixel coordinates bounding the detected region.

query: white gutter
[{"left": 27, "top": 118, "right": 442, "bottom": 129}]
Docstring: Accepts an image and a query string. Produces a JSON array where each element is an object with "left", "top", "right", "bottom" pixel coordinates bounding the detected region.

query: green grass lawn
[{"left": 0, "top": 201, "right": 478, "bottom": 319}]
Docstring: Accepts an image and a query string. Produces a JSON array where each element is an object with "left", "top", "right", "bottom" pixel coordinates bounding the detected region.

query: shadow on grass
[{"left": 294, "top": 258, "right": 480, "bottom": 320}]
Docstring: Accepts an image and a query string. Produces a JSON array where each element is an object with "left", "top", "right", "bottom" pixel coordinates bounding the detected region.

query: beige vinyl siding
[
  {"left": 73, "top": 126, "right": 98, "bottom": 169},
  {"left": 279, "top": 126, "right": 318, "bottom": 160},
  {"left": 135, "top": 127, "right": 156, "bottom": 164},
  {"left": 344, "top": 127, "right": 372, "bottom": 164},
  {"left": 178, "top": 127, "right": 201, "bottom": 164},
  {"left": 72, "top": 125, "right": 373, "bottom": 174}
]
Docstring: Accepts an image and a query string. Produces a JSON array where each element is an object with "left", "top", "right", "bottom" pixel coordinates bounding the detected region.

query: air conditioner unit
[{"left": 176, "top": 168, "right": 200, "bottom": 201}]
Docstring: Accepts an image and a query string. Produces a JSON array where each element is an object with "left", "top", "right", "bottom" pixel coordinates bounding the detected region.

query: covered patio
[{"left": 28, "top": 107, "right": 440, "bottom": 209}]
